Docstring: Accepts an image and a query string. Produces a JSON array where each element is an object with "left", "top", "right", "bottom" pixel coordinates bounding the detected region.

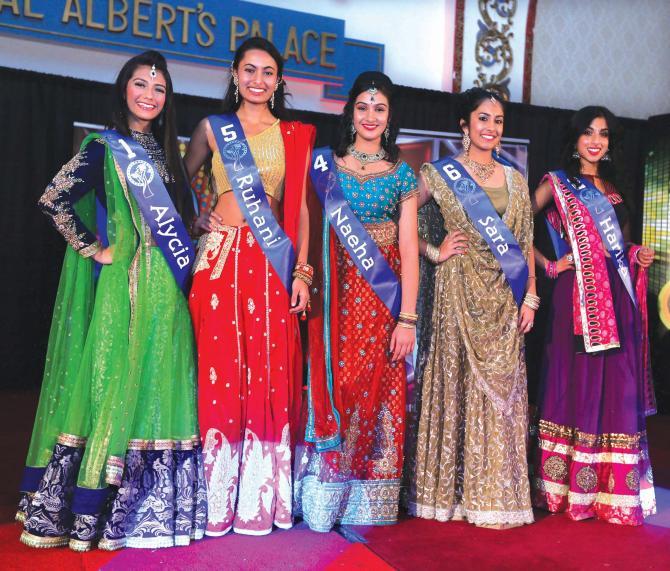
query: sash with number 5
[
  {"left": 310, "top": 147, "right": 402, "bottom": 317},
  {"left": 98, "top": 130, "right": 193, "bottom": 292},
  {"left": 209, "top": 114, "right": 296, "bottom": 293},
  {"left": 433, "top": 156, "right": 528, "bottom": 306}
]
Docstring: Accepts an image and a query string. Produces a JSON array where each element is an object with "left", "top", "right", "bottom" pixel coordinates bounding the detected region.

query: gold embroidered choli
[
  {"left": 211, "top": 120, "right": 285, "bottom": 202},
  {"left": 407, "top": 163, "right": 534, "bottom": 526}
]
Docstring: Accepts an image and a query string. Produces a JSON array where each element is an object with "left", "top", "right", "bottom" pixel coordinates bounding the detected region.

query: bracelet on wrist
[
  {"left": 523, "top": 292, "right": 540, "bottom": 310},
  {"left": 425, "top": 243, "right": 441, "bottom": 265}
]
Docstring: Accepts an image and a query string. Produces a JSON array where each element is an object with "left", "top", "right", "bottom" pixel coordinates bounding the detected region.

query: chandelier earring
[
  {"left": 383, "top": 125, "right": 390, "bottom": 142},
  {"left": 572, "top": 147, "right": 580, "bottom": 159},
  {"left": 350, "top": 123, "right": 357, "bottom": 140},
  {"left": 601, "top": 151, "right": 611, "bottom": 162},
  {"left": 232, "top": 72, "right": 239, "bottom": 104},
  {"left": 462, "top": 131, "right": 471, "bottom": 155},
  {"left": 495, "top": 142, "right": 501, "bottom": 155}
]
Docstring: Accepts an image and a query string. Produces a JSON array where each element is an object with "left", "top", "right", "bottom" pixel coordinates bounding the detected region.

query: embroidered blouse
[
  {"left": 337, "top": 161, "right": 418, "bottom": 224},
  {"left": 211, "top": 120, "right": 285, "bottom": 202},
  {"left": 38, "top": 130, "right": 173, "bottom": 257}
]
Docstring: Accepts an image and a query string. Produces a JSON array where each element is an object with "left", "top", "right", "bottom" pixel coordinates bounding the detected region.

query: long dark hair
[
  {"left": 334, "top": 71, "right": 400, "bottom": 163},
  {"left": 561, "top": 105, "right": 622, "bottom": 186},
  {"left": 457, "top": 87, "right": 506, "bottom": 134},
  {"left": 110, "top": 50, "right": 193, "bottom": 222},
  {"left": 222, "top": 37, "right": 291, "bottom": 120}
]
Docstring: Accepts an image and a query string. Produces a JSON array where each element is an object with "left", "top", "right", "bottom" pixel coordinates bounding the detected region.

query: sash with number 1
[
  {"left": 433, "top": 156, "right": 528, "bottom": 306},
  {"left": 209, "top": 114, "right": 296, "bottom": 293},
  {"left": 98, "top": 130, "right": 193, "bottom": 292}
]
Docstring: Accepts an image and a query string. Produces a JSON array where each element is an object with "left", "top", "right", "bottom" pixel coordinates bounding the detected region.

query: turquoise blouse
[{"left": 338, "top": 161, "right": 418, "bottom": 223}]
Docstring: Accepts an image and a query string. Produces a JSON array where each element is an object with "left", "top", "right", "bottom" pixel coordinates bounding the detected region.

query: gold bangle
[
  {"left": 397, "top": 322, "right": 416, "bottom": 329},
  {"left": 399, "top": 311, "right": 418, "bottom": 321},
  {"left": 425, "top": 243, "right": 440, "bottom": 264}
]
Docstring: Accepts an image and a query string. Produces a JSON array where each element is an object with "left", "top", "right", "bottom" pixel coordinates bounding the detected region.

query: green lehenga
[{"left": 18, "top": 133, "right": 206, "bottom": 551}]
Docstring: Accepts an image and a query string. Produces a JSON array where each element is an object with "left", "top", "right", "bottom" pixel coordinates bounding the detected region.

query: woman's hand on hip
[
  {"left": 92, "top": 246, "right": 113, "bottom": 265},
  {"left": 438, "top": 231, "right": 468, "bottom": 262}
]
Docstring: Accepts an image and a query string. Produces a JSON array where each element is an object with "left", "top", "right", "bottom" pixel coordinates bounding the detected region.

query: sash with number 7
[
  {"left": 98, "top": 129, "right": 193, "bottom": 292},
  {"left": 208, "top": 114, "right": 295, "bottom": 293},
  {"left": 433, "top": 156, "right": 528, "bottom": 306}
]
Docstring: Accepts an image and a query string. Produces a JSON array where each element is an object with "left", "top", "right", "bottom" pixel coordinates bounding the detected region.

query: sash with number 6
[
  {"left": 553, "top": 170, "right": 636, "bottom": 306},
  {"left": 98, "top": 130, "right": 193, "bottom": 292},
  {"left": 209, "top": 114, "right": 295, "bottom": 293},
  {"left": 310, "top": 147, "right": 401, "bottom": 317},
  {"left": 433, "top": 156, "right": 528, "bottom": 306}
]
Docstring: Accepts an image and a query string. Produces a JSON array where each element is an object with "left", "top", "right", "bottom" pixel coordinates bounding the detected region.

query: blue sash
[
  {"left": 554, "top": 170, "right": 636, "bottom": 305},
  {"left": 99, "top": 130, "right": 193, "bottom": 292},
  {"left": 309, "top": 147, "right": 401, "bottom": 317},
  {"left": 209, "top": 114, "right": 295, "bottom": 293},
  {"left": 433, "top": 156, "right": 528, "bottom": 306}
]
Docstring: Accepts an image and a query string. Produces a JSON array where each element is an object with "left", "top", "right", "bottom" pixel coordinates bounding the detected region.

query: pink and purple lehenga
[{"left": 533, "top": 173, "right": 656, "bottom": 525}]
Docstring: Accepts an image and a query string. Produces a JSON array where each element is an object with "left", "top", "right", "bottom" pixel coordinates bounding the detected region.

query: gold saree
[{"left": 408, "top": 163, "right": 534, "bottom": 526}]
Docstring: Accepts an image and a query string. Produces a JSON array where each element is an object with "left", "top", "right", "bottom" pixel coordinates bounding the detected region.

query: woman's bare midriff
[{"left": 213, "top": 192, "right": 282, "bottom": 227}]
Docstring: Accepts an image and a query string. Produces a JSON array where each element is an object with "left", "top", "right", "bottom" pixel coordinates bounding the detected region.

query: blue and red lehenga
[{"left": 294, "top": 160, "right": 418, "bottom": 532}]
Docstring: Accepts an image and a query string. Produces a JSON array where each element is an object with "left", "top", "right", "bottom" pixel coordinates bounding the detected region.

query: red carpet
[{"left": 1, "top": 391, "right": 669, "bottom": 570}]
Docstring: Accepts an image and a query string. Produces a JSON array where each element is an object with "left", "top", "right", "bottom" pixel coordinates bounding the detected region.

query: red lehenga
[
  {"left": 189, "top": 120, "right": 314, "bottom": 536},
  {"left": 294, "top": 162, "right": 418, "bottom": 532}
]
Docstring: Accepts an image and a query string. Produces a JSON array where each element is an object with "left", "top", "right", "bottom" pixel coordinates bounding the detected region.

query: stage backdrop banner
[
  {"left": 0, "top": 0, "right": 382, "bottom": 100},
  {"left": 454, "top": 0, "right": 537, "bottom": 102}
]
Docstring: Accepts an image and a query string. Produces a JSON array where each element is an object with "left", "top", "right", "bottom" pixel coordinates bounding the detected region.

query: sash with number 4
[
  {"left": 433, "top": 156, "right": 528, "bottom": 306},
  {"left": 99, "top": 130, "right": 193, "bottom": 292},
  {"left": 209, "top": 114, "right": 295, "bottom": 292},
  {"left": 310, "top": 147, "right": 402, "bottom": 316}
]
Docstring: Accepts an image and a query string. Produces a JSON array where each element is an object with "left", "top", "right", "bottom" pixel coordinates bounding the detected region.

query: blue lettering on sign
[{"left": 0, "top": 0, "right": 383, "bottom": 100}]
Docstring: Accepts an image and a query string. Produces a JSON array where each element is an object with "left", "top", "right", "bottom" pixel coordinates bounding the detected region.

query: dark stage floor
[{"left": 1, "top": 390, "right": 669, "bottom": 570}]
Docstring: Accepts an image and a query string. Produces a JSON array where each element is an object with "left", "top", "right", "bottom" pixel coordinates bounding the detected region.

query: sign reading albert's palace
[{"left": 0, "top": 0, "right": 383, "bottom": 98}]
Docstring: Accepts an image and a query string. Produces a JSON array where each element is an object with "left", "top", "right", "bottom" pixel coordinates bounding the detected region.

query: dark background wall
[{"left": 0, "top": 66, "right": 665, "bottom": 410}]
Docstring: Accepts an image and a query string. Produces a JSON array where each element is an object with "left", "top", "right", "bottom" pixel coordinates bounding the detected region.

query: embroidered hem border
[
  {"left": 534, "top": 419, "right": 656, "bottom": 524},
  {"left": 408, "top": 502, "right": 534, "bottom": 526},
  {"left": 296, "top": 476, "right": 401, "bottom": 533},
  {"left": 538, "top": 419, "right": 644, "bottom": 449}
]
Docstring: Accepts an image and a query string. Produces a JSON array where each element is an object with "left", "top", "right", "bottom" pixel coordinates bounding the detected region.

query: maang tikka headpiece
[
  {"left": 367, "top": 81, "right": 378, "bottom": 102},
  {"left": 150, "top": 64, "right": 157, "bottom": 79}
]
